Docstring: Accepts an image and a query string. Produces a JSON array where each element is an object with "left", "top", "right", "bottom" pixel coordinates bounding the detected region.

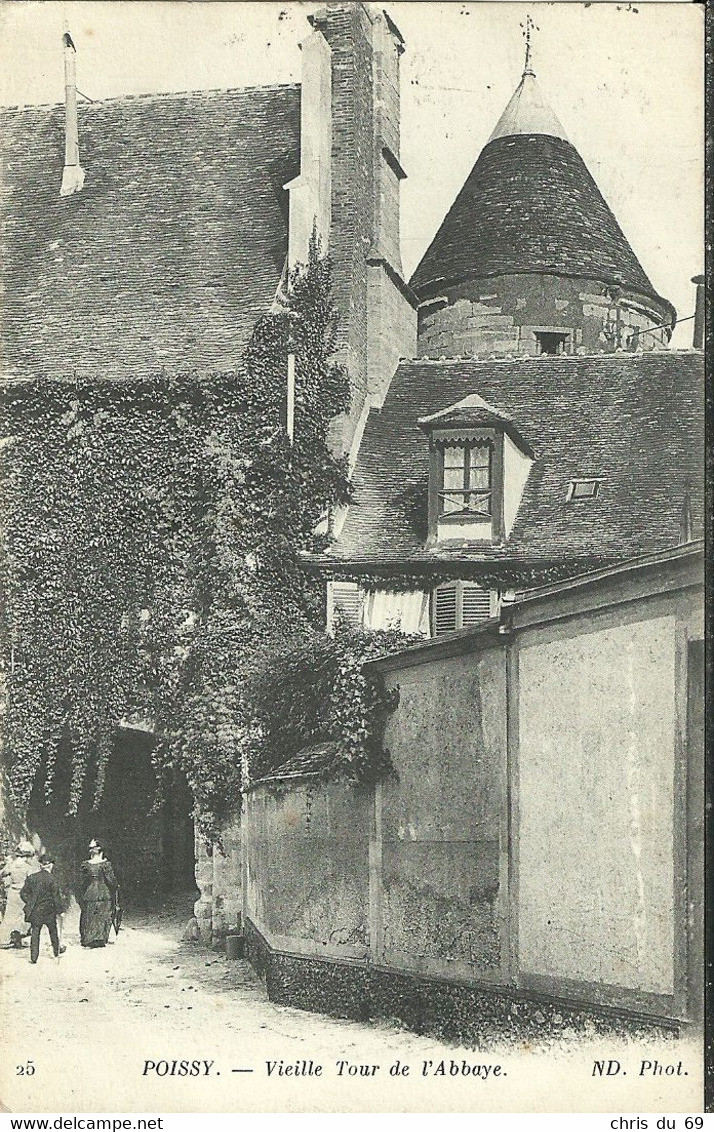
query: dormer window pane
[
  {"left": 469, "top": 444, "right": 490, "bottom": 490},
  {"left": 439, "top": 441, "right": 492, "bottom": 517},
  {"left": 443, "top": 449, "right": 465, "bottom": 485}
]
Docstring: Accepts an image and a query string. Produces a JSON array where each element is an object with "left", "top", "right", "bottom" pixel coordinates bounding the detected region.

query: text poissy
[{"left": 142, "top": 1060, "right": 215, "bottom": 1077}]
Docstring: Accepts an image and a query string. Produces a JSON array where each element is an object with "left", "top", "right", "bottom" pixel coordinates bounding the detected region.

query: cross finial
[{"left": 520, "top": 14, "right": 538, "bottom": 75}]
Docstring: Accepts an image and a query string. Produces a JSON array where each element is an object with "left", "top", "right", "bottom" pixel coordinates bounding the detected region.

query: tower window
[{"left": 535, "top": 331, "right": 569, "bottom": 355}]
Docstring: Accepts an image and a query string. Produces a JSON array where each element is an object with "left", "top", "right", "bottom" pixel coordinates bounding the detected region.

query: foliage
[
  {"left": 0, "top": 236, "right": 353, "bottom": 839},
  {"left": 244, "top": 626, "right": 417, "bottom": 786}
]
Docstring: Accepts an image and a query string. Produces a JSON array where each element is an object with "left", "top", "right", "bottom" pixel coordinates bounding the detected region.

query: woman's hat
[
  {"left": 16, "top": 840, "right": 34, "bottom": 856},
  {"left": 88, "top": 839, "right": 100, "bottom": 850}
]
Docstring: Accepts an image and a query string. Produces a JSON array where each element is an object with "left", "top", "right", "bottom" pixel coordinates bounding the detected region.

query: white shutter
[
  {"left": 329, "top": 581, "right": 363, "bottom": 629},
  {"left": 461, "top": 583, "right": 492, "bottom": 626}
]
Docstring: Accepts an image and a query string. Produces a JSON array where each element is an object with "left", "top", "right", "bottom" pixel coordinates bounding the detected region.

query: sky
[{"left": 0, "top": 1, "right": 705, "bottom": 347}]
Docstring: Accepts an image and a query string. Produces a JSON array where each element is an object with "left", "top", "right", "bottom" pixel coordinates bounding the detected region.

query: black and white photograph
[{"left": 0, "top": 0, "right": 706, "bottom": 1117}]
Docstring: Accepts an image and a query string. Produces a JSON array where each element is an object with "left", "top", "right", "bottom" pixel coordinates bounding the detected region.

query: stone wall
[
  {"left": 241, "top": 550, "right": 702, "bottom": 1028},
  {"left": 378, "top": 647, "right": 507, "bottom": 980},
  {"left": 366, "top": 262, "right": 416, "bottom": 409},
  {"left": 245, "top": 920, "right": 679, "bottom": 1045},
  {"left": 417, "top": 273, "right": 671, "bottom": 359},
  {"left": 194, "top": 810, "right": 242, "bottom": 945},
  {"left": 516, "top": 609, "right": 680, "bottom": 1000},
  {"left": 243, "top": 779, "right": 371, "bottom": 961}
]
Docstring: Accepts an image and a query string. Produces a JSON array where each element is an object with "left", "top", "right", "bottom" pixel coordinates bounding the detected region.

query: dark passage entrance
[
  {"left": 92, "top": 728, "right": 195, "bottom": 902},
  {"left": 28, "top": 727, "right": 196, "bottom": 907}
]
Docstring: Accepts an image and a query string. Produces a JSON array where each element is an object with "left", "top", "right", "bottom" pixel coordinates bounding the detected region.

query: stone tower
[{"left": 411, "top": 49, "right": 676, "bottom": 360}]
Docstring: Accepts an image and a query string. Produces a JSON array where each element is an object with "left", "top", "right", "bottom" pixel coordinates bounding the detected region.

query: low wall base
[{"left": 244, "top": 920, "right": 680, "bottom": 1047}]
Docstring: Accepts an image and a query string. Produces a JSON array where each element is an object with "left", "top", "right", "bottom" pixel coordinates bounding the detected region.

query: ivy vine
[
  {"left": 244, "top": 626, "right": 416, "bottom": 787},
  {"left": 0, "top": 236, "right": 358, "bottom": 841}
]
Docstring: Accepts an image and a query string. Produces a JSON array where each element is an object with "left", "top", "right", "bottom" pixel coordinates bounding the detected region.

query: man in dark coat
[{"left": 20, "top": 853, "right": 65, "bottom": 963}]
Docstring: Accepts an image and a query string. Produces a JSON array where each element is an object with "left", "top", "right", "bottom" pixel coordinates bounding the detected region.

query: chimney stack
[
  {"left": 691, "top": 274, "right": 705, "bottom": 350},
  {"left": 60, "top": 31, "right": 85, "bottom": 197}
]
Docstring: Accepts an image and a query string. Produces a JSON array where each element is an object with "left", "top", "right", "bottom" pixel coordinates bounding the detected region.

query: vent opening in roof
[{"left": 566, "top": 479, "right": 600, "bottom": 502}]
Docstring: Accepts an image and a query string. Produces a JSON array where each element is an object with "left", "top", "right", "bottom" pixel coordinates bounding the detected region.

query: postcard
[{"left": 0, "top": 0, "right": 706, "bottom": 1116}]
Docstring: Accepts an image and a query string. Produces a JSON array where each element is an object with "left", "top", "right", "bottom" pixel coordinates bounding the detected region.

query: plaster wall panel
[
  {"left": 244, "top": 779, "right": 371, "bottom": 958},
  {"left": 380, "top": 647, "right": 507, "bottom": 976},
  {"left": 517, "top": 615, "right": 676, "bottom": 994}
]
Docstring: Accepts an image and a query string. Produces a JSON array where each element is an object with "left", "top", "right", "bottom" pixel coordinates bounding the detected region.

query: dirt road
[{"left": 0, "top": 898, "right": 702, "bottom": 1113}]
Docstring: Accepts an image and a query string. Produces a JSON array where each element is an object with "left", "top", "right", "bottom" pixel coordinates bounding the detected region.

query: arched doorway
[{"left": 27, "top": 727, "right": 196, "bottom": 908}]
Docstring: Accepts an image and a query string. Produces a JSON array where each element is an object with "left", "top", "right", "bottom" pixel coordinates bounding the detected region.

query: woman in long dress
[
  {"left": 79, "top": 840, "right": 118, "bottom": 948},
  {"left": 0, "top": 841, "right": 38, "bottom": 947}
]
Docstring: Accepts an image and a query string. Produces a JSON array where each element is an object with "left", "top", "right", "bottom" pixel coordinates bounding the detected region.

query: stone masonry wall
[
  {"left": 194, "top": 810, "right": 242, "bottom": 945},
  {"left": 366, "top": 263, "right": 416, "bottom": 408},
  {"left": 245, "top": 920, "right": 679, "bottom": 1046},
  {"left": 417, "top": 273, "right": 671, "bottom": 358},
  {"left": 317, "top": 4, "right": 376, "bottom": 447}
]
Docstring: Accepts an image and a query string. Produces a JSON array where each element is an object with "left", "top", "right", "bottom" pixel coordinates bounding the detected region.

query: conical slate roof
[{"left": 410, "top": 70, "right": 672, "bottom": 316}]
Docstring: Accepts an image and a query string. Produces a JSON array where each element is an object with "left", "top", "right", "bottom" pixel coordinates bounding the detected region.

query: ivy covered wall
[{"left": 0, "top": 243, "right": 353, "bottom": 842}]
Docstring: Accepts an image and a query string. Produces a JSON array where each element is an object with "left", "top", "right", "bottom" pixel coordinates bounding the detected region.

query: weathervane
[{"left": 520, "top": 14, "right": 539, "bottom": 75}]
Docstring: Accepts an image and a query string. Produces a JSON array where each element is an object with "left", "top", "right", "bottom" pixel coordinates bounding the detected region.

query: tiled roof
[
  {"left": 417, "top": 393, "right": 534, "bottom": 456},
  {"left": 246, "top": 740, "right": 344, "bottom": 790},
  {"left": 0, "top": 86, "right": 300, "bottom": 381},
  {"left": 488, "top": 70, "right": 568, "bottom": 144},
  {"left": 327, "top": 351, "right": 704, "bottom": 570},
  {"left": 410, "top": 133, "right": 674, "bottom": 319}
]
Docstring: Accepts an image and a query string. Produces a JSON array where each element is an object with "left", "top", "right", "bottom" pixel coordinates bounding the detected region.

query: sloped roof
[
  {"left": 410, "top": 130, "right": 674, "bottom": 320},
  {"left": 417, "top": 392, "right": 534, "bottom": 455},
  {"left": 418, "top": 392, "right": 508, "bottom": 426},
  {"left": 246, "top": 740, "right": 344, "bottom": 790},
  {"left": 0, "top": 85, "right": 301, "bottom": 381},
  {"left": 488, "top": 69, "right": 568, "bottom": 144},
  {"left": 327, "top": 351, "right": 704, "bottom": 570}
]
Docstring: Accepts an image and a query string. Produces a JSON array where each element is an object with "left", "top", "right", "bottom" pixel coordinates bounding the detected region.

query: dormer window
[
  {"left": 418, "top": 393, "right": 535, "bottom": 548},
  {"left": 431, "top": 430, "right": 500, "bottom": 542},
  {"left": 441, "top": 441, "right": 492, "bottom": 517}
]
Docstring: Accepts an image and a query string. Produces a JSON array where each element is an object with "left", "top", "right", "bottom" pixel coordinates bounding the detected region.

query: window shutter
[
  {"left": 330, "top": 581, "right": 363, "bottom": 629},
  {"left": 461, "top": 583, "right": 492, "bottom": 626},
  {"left": 433, "top": 581, "right": 492, "bottom": 636},
  {"left": 434, "top": 584, "right": 458, "bottom": 636}
]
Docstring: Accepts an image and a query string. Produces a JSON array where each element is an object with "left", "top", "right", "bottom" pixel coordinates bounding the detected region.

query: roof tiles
[
  {"left": 328, "top": 351, "right": 704, "bottom": 569},
  {"left": 0, "top": 86, "right": 301, "bottom": 381},
  {"left": 410, "top": 133, "right": 673, "bottom": 320}
]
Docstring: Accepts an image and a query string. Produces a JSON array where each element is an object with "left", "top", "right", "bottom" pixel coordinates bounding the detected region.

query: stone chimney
[
  {"left": 60, "top": 31, "right": 85, "bottom": 198},
  {"left": 286, "top": 27, "right": 332, "bottom": 270},
  {"left": 306, "top": 3, "right": 417, "bottom": 459},
  {"left": 691, "top": 275, "right": 705, "bottom": 349}
]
